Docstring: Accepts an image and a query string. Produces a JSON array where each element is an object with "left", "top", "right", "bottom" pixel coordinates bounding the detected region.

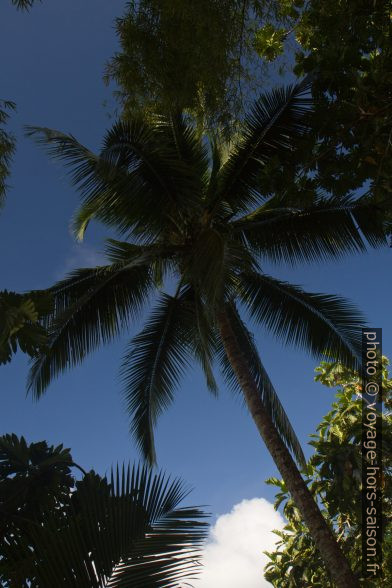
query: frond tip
[
  {"left": 240, "top": 272, "right": 364, "bottom": 370},
  {"left": 121, "top": 290, "right": 192, "bottom": 464}
]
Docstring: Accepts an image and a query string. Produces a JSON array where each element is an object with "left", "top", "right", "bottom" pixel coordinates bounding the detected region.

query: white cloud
[
  {"left": 194, "top": 497, "right": 285, "bottom": 588},
  {"left": 55, "top": 243, "right": 105, "bottom": 279}
]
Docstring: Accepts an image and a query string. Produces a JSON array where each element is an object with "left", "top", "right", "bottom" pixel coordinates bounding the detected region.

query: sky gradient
[{"left": 1, "top": 0, "right": 391, "bottom": 566}]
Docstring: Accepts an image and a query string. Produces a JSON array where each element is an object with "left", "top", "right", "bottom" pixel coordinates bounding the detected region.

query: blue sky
[{"left": 1, "top": 0, "right": 391, "bottom": 537}]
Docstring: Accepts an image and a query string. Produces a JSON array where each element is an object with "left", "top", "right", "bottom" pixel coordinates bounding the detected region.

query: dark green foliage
[
  {"left": 233, "top": 193, "right": 390, "bottom": 264},
  {"left": 257, "top": 0, "right": 392, "bottom": 202},
  {"left": 0, "top": 100, "right": 16, "bottom": 206},
  {"left": 0, "top": 434, "right": 208, "bottom": 587},
  {"left": 105, "top": 0, "right": 256, "bottom": 130},
  {"left": 0, "top": 434, "right": 74, "bottom": 525},
  {"left": 28, "top": 263, "right": 153, "bottom": 396},
  {"left": 0, "top": 434, "right": 75, "bottom": 584},
  {"left": 121, "top": 289, "right": 194, "bottom": 462},
  {"left": 239, "top": 272, "right": 364, "bottom": 367},
  {"left": 0, "top": 290, "right": 52, "bottom": 364},
  {"left": 108, "top": 0, "right": 392, "bottom": 207},
  {"left": 294, "top": 0, "right": 392, "bottom": 200},
  {"left": 264, "top": 358, "right": 392, "bottom": 586},
  {"left": 10, "top": 0, "right": 41, "bottom": 10},
  {"left": 27, "top": 82, "right": 391, "bottom": 466},
  {"left": 210, "top": 78, "right": 313, "bottom": 214}
]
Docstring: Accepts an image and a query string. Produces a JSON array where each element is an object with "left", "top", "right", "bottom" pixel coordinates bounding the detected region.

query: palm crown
[{"left": 27, "top": 79, "right": 389, "bottom": 466}]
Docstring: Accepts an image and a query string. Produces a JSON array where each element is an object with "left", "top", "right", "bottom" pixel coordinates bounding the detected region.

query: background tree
[
  {"left": 0, "top": 434, "right": 76, "bottom": 544},
  {"left": 264, "top": 357, "right": 392, "bottom": 586},
  {"left": 0, "top": 1, "right": 50, "bottom": 364},
  {"left": 105, "top": 0, "right": 280, "bottom": 132},
  {"left": 0, "top": 290, "right": 51, "bottom": 365},
  {"left": 108, "top": 1, "right": 392, "bottom": 205},
  {"left": 253, "top": 0, "right": 392, "bottom": 203},
  {"left": 25, "top": 80, "right": 392, "bottom": 586},
  {"left": 0, "top": 100, "right": 15, "bottom": 206},
  {"left": 0, "top": 434, "right": 208, "bottom": 587},
  {"left": 10, "top": 0, "right": 42, "bottom": 10}
]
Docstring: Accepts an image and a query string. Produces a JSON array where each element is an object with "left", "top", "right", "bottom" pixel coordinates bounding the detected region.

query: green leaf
[
  {"left": 0, "top": 290, "right": 51, "bottom": 364},
  {"left": 233, "top": 193, "right": 390, "bottom": 265},
  {"left": 27, "top": 262, "right": 152, "bottom": 398},
  {"left": 240, "top": 272, "right": 364, "bottom": 369},
  {"left": 211, "top": 78, "right": 312, "bottom": 215},
  {"left": 121, "top": 288, "right": 193, "bottom": 464},
  {"left": 26, "top": 118, "right": 205, "bottom": 242},
  {"left": 2, "top": 461, "right": 208, "bottom": 587}
]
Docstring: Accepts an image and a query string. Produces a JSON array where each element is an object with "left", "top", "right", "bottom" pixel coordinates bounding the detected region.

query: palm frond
[
  {"left": 3, "top": 465, "right": 208, "bottom": 588},
  {"left": 26, "top": 123, "right": 196, "bottom": 241},
  {"left": 0, "top": 289, "right": 52, "bottom": 364},
  {"left": 173, "top": 285, "right": 219, "bottom": 395},
  {"left": 154, "top": 110, "right": 210, "bottom": 190},
  {"left": 239, "top": 272, "right": 365, "bottom": 369},
  {"left": 210, "top": 78, "right": 312, "bottom": 215},
  {"left": 232, "top": 193, "right": 390, "bottom": 264},
  {"left": 100, "top": 118, "right": 202, "bottom": 208},
  {"left": 190, "top": 291, "right": 219, "bottom": 395},
  {"left": 11, "top": 0, "right": 41, "bottom": 10},
  {"left": 0, "top": 100, "right": 16, "bottom": 206},
  {"left": 104, "top": 239, "right": 176, "bottom": 277},
  {"left": 105, "top": 465, "right": 208, "bottom": 587},
  {"left": 187, "top": 228, "right": 257, "bottom": 305},
  {"left": 27, "top": 261, "right": 153, "bottom": 398},
  {"left": 25, "top": 125, "right": 139, "bottom": 239},
  {"left": 217, "top": 302, "right": 306, "bottom": 467},
  {"left": 187, "top": 228, "right": 227, "bottom": 303},
  {"left": 121, "top": 289, "right": 193, "bottom": 464}
]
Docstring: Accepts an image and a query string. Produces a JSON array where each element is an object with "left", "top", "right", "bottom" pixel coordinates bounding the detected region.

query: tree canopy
[
  {"left": 275, "top": 0, "right": 392, "bottom": 201},
  {"left": 264, "top": 358, "right": 392, "bottom": 586},
  {"left": 22, "top": 79, "right": 390, "bottom": 585},
  {"left": 0, "top": 290, "right": 51, "bottom": 365},
  {"left": 107, "top": 1, "right": 392, "bottom": 203},
  {"left": 0, "top": 434, "right": 208, "bottom": 587},
  {"left": 25, "top": 80, "right": 391, "bottom": 465},
  {"left": 106, "top": 0, "right": 278, "bottom": 131}
]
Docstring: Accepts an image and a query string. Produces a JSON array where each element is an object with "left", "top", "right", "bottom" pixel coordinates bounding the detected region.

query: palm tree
[
  {"left": 0, "top": 434, "right": 208, "bottom": 587},
  {"left": 26, "top": 79, "right": 390, "bottom": 587}
]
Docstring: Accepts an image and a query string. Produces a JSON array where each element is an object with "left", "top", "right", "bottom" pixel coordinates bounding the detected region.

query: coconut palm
[
  {"left": 26, "top": 79, "right": 390, "bottom": 587},
  {"left": 0, "top": 434, "right": 208, "bottom": 587}
]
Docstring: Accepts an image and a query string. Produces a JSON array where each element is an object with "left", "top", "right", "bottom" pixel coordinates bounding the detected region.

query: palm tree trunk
[{"left": 218, "top": 310, "right": 359, "bottom": 588}]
